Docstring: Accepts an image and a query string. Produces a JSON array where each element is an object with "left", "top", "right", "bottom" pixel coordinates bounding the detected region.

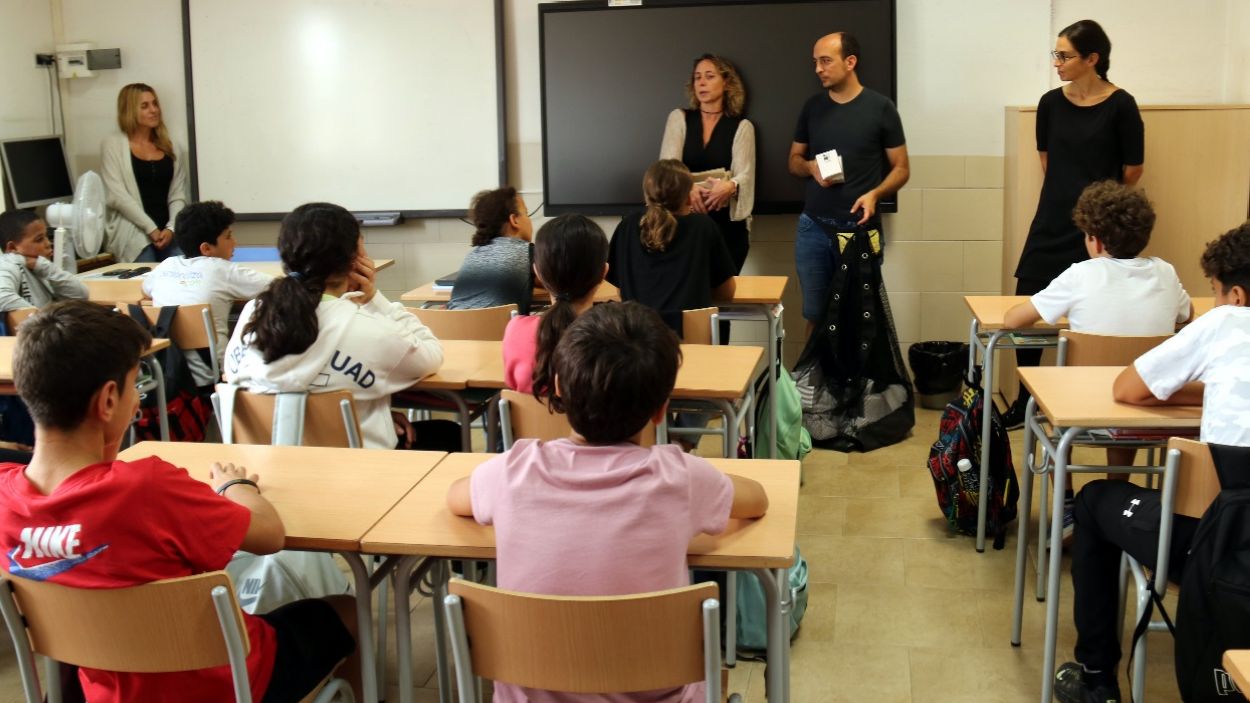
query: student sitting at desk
[
  {"left": 225, "top": 202, "right": 453, "bottom": 451},
  {"left": 448, "top": 186, "right": 534, "bottom": 314},
  {"left": 448, "top": 302, "right": 768, "bottom": 703},
  {"left": 608, "top": 159, "right": 736, "bottom": 334},
  {"left": 1053, "top": 222, "right": 1250, "bottom": 703},
  {"left": 1005, "top": 181, "right": 1192, "bottom": 528},
  {"left": 0, "top": 210, "right": 88, "bottom": 313},
  {"left": 502, "top": 213, "right": 608, "bottom": 394},
  {"left": 143, "top": 200, "right": 273, "bottom": 387},
  {"left": 0, "top": 301, "right": 361, "bottom": 702}
]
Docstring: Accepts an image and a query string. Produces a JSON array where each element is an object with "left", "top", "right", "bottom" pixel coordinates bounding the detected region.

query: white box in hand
[{"left": 816, "top": 149, "right": 845, "bottom": 183}]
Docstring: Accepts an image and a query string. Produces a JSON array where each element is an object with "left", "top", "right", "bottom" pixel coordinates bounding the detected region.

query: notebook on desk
[{"left": 432, "top": 271, "right": 458, "bottom": 291}]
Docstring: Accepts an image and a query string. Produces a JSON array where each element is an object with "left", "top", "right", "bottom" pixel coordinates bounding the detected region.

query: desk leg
[
  {"left": 713, "top": 399, "right": 737, "bottom": 459},
  {"left": 764, "top": 304, "right": 779, "bottom": 459},
  {"left": 968, "top": 318, "right": 979, "bottom": 378},
  {"left": 342, "top": 552, "right": 379, "bottom": 703},
  {"left": 1040, "top": 427, "right": 1082, "bottom": 703},
  {"left": 392, "top": 556, "right": 422, "bottom": 703},
  {"left": 1011, "top": 397, "right": 1040, "bottom": 646},
  {"left": 753, "top": 567, "right": 791, "bottom": 703},
  {"left": 431, "top": 560, "right": 453, "bottom": 703},
  {"left": 976, "top": 331, "right": 1006, "bottom": 552},
  {"left": 149, "top": 356, "right": 170, "bottom": 442}
]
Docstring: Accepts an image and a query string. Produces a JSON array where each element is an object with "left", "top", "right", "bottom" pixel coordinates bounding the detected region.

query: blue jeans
[
  {"left": 134, "top": 243, "right": 183, "bottom": 263},
  {"left": 795, "top": 213, "right": 884, "bottom": 322}
]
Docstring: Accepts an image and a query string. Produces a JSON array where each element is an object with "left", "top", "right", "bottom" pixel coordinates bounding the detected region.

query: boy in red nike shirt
[{"left": 0, "top": 300, "right": 360, "bottom": 702}]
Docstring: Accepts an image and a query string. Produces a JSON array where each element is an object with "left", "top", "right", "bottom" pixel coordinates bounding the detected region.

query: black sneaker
[
  {"left": 1054, "top": 662, "right": 1121, "bottom": 703},
  {"left": 1001, "top": 398, "right": 1028, "bottom": 431}
]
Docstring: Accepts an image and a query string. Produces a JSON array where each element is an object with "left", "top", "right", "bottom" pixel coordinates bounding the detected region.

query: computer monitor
[{"left": 1, "top": 135, "right": 74, "bottom": 209}]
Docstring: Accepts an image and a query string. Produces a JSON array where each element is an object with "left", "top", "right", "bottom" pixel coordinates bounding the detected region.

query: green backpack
[
  {"left": 756, "top": 367, "right": 812, "bottom": 461},
  {"left": 735, "top": 546, "right": 809, "bottom": 652}
]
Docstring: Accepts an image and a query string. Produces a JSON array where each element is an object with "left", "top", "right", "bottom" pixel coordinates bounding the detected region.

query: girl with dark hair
[
  {"left": 1006, "top": 18, "right": 1144, "bottom": 427},
  {"left": 224, "top": 202, "right": 448, "bottom": 450},
  {"left": 501, "top": 213, "right": 608, "bottom": 395},
  {"left": 607, "top": 160, "right": 736, "bottom": 334},
  {"left": 448, "top": 186, "right": 535, "bottom": 314}
]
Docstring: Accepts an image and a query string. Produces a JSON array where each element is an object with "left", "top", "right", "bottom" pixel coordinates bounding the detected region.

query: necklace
[{"left": 700, "top": 109, "right": 723, "bottom": 115}]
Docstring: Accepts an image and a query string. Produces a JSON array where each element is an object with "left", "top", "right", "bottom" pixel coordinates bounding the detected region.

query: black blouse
[
  {"left": 680, "top": 109, "right": 742, "bottom": 228},
  {"left": 1016, "top": 88, "right": 1144, "bottom": 282},
  {"left": 131, "top": 152, "right": 174, "bottom": 231}
]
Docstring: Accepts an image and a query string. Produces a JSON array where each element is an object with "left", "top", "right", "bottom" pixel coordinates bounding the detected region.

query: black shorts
[{"left": 259, "top": 598, "right": 356, "bottom": 703}]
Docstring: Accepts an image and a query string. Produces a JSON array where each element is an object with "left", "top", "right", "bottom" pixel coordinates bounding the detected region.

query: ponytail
[
  {"left": 242, "top": 202, "right": 360, "bottom": 363},
  {"left": 468, "top": 186, "right": 520, "bottom": 247},
  {"left": 639, "top": 159, "right": 692, "bottom": 253},
  {"left": 530, "top": 214, "right": 609, "bottom": 405}
]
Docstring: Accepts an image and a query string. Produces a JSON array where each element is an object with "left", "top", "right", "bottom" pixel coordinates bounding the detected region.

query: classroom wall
[
  {"left": 0, "top": 0, "right": 57, "bottom": 199},
  {"left": 8, "top": 0, "right": 1250, "bottom": 367}
]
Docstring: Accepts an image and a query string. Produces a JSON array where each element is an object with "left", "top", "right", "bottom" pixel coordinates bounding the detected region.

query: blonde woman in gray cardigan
[{"left": 100, "top": 83, "right": 189, "bottom": 263}]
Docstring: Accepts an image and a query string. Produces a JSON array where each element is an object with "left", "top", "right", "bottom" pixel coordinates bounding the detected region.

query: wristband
[{"left": 216, "top": 478, "right": 259, "bottom": 496}]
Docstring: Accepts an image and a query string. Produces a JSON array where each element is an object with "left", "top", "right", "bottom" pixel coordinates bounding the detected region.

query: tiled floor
[{"left": 0, "top": 405, "right": 1183, "bottom": 702}]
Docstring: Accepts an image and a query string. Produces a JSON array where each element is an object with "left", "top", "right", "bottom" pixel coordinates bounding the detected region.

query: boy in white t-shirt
[
  {"left": 1053, "top": 222, "right": 1250, "bottom": 703},
  {"left": 446, "top": 301, "right": 768, "bottom": 703},
  {"left": 143, "top": 201, "right": 272, "bottom": 387}
]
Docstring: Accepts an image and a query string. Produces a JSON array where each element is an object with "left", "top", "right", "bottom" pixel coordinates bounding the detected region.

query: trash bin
[{"left": 909, "top": 341, "right": 969, "bottom": 410}]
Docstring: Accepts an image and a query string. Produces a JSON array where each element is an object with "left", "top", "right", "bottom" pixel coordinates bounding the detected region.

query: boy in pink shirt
[{"left": 449, "top": 301, "right": 768, "bottom": 702}]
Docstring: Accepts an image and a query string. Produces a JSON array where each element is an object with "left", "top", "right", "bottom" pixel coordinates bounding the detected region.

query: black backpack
[
  {"left": 125, "top": 304, "right": 212, "bottom": 442},
  {"left": 1171, "top": 444, "right": 1250, "bottom": 702}
]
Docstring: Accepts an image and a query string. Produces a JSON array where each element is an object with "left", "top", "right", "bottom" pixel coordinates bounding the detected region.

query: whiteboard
[{"left": 183, "top": 0, "right": 504, "bottom": 215}]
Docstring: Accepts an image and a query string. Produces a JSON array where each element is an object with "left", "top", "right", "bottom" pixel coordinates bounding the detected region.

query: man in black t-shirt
[{"left": 788, "top": 31, "right": 909, "bottom": 337}]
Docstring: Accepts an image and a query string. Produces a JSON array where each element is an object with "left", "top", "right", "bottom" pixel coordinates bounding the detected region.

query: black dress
[
  {"left": 679, "top": 109, "right": 750, "bottom": 272},
  {"left": 1016, "top": 88, "right": 1144, "bottom": 288}
]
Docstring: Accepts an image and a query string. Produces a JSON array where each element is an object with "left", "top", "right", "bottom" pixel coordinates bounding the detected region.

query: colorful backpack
[
  {"left": 926, "top": 370, "right": 1019, "bottom": 549},
  {"left": 735, "top": 546, "right": 809, "bottom": 654}
]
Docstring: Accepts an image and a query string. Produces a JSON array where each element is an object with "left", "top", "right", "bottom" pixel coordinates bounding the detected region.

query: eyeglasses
[{"left": 1050, "top": 51, "right": 1080, "bottom": 63}]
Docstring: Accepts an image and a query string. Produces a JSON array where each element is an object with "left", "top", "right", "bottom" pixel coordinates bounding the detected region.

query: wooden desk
[
  {"left": 1223, "top": 651, "right": 1250, "bottom": 696},
  {"left": 400, "top": 280, "right": 619, "bottom": 305},
  {"left": 1013, "top": 366, "right": 1201, "bottom": 703},
  {"left": 362, "top": 451, "right": 800, "bottom": 703},
  {"left": 118, "top": 440, "right": 440, "bottom": 703},
  {"left": 965, "top": 294, "right": 1215, "bottom": 331},
  {"left": 79, "top": 258, "right": 396, "bottom": 303},
  {"left": 0, "top": 337, "right": 170, "bottom": 394},
  {"left": 399, "top": 275, "right": 787, "bottom": 307}
]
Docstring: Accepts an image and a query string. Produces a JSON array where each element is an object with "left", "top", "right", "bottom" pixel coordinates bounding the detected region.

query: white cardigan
[
  {"left": 659, "top": 108, "right": 756, "bottom": 226},
  {"left": 100, "top": 132, "right": 189, "bottom": 262}
]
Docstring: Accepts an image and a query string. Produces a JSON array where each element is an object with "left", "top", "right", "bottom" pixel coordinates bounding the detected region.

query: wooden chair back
[
  {"left": 217, "top": 385, "right": 362, "bottom": 448},
  {"left": 4, "top": 307, "right": 37, "bottom": 334},
  {"left": 413, "top": 304, "right": 517, "bottom": 341},
  {"left": 132, "top": 303, "right": 215, "bottom": 351},
  {"left": 682, "top": 307, "right": 717, "bottom": 345},
  {"left": 500, "top": 389, "right": 655, "bottom": 447},
  {"left": 1058, "top": 330, "right": 1172, "bottom": 367},
  {"left": 2, "top": 571, "right": 245, "bottom": 673},
  {"left": 1170, "top": 437, "right": 1222, "bottom": 520},
  {"left": 447, "top": 578, "right": 716, "bottom": 692}
]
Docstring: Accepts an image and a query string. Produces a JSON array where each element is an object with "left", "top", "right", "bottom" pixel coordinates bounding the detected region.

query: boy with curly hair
[{"left": 1052, "top": 222, "right": 1250, "bottom": 703}]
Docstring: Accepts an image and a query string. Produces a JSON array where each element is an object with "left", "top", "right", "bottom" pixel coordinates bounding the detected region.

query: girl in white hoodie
[{"left": 224, "top": 202, "right": 447, "bottom": 450}]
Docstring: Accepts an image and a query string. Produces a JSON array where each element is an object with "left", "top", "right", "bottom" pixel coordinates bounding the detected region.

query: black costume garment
[
  {"left": 793, "top": 224, "right": 914, "bottom": 452},
  {"left": 1016, "top": 88, "right": 1144, "bottom": 284},
  {"left": 679, "top": 109, "right": 749, "bottom": 272}
]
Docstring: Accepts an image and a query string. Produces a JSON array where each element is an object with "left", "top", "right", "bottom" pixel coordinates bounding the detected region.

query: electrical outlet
[{"left": 34, "top": 53, "right": 55, "bottom": 66}]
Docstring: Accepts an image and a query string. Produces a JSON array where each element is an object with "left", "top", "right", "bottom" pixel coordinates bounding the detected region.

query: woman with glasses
[{"left": 1005, "top": 19, "right": 1144, "bottom": 427}]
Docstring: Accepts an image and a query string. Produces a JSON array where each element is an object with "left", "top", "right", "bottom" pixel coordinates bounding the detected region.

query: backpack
[
  {"left": 734, "top": 546, "right": 809, "bottom": 654},
  {"left": 126, "top": 304, "right": 213, "bottom": 442},
  {"left": 755, "top": 366, "right": 812, "bottom": 462},
  {"left": 925, "top": 369, "right": 1019, "bottom": 549},
  {"left": 1172, "top": 445, "right": 1250, "bottom": 702}
]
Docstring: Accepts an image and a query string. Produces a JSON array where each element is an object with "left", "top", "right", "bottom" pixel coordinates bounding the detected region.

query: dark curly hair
[
  {"left": 468, "top": 187, "right": 519, "bottom": 247},
  {"left": 1201, "top": 221, "right": 1250, "bottom": 295},
  {"left": 174, "top": 200, "right": 235, "bottom": 255},
  {"left": 1071, "top": 180, "right": 1155, "bottom": 258}
]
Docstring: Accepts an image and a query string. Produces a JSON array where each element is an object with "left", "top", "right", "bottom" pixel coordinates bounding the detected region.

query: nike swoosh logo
[{"left": 7, "top": 545, "right": 110, "bottom": 582}]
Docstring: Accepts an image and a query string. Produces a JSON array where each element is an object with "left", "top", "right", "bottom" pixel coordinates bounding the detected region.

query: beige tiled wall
[{"left": 232, "top": 154, "right": 1005, "bottom": 371}]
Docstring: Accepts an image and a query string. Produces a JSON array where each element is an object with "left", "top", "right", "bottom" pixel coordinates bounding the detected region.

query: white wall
[
  {"left": 0, "top": 0, "right": 57, "bottom": 197},
  {"left": 1051, "top": 0, "right": 1243, "bottom": 103}
]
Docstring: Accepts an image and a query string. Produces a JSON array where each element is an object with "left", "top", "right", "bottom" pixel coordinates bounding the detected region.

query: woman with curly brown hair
[{"left": 659, "top": 54, "right": 755, "bottom": 276}]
